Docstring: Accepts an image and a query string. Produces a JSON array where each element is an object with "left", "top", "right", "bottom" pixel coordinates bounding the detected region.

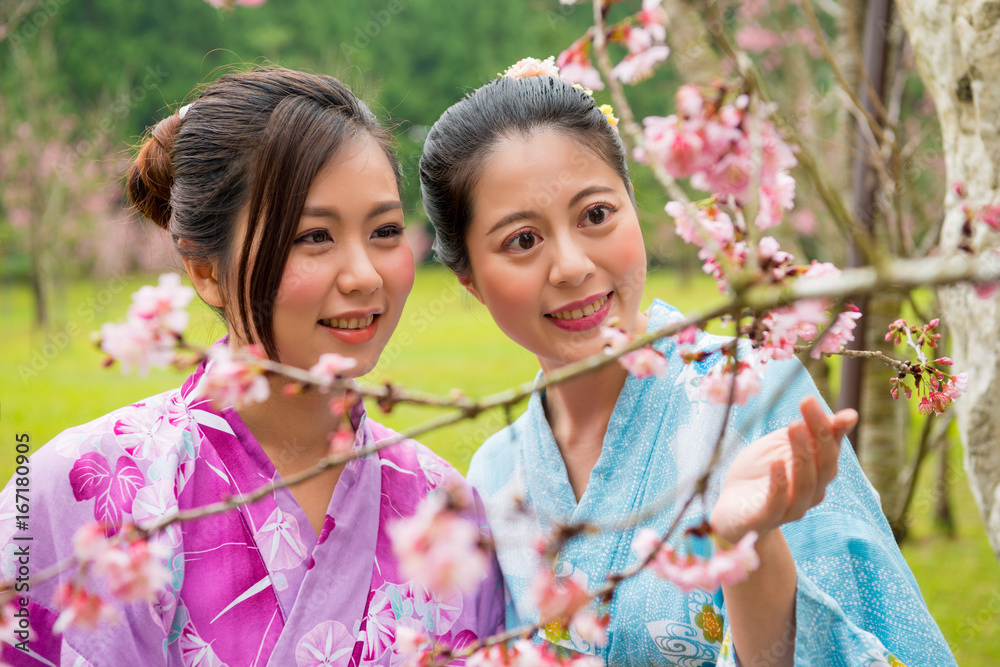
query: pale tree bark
[{"left": 897, "top": 0, "right": 1000, "bottom": 561}]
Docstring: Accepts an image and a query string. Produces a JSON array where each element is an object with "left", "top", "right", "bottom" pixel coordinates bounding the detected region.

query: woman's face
[
  {"left": 271, "top": 137, "right": 414, "bottom": 375},
  {"left": 463, "top": 129, "right": 647, "bottom": 370}
]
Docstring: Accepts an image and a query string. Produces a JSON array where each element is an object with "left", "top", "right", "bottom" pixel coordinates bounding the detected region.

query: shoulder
[
  {"left": 28, "top": 387, "right": 189, "bottom": 478},
  {"left": 467, "top": 414, "right": 525, "bottom": 498}
]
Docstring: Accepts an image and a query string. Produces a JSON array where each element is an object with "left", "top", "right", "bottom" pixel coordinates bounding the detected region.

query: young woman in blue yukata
[{"left": 417, "top": 71, "right": 957, "bottom": 666}]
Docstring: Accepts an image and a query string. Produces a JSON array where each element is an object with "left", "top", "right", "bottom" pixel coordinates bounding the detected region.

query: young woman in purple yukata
[
  {"left": 0, "top": 67, "right": 503, "bottom": 666},
  {"left": 418, "top": 72, "right": 957, "bottom": 666}
]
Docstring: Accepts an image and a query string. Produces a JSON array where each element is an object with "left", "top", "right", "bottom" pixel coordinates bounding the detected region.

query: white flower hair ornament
[{"left": 501, "top": 57, "right": 618, "bottom": 131}]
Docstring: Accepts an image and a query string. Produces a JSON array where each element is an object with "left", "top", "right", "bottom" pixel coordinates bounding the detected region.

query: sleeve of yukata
[
  {"left": 715, "top": 358, "right": 957, "bottom": 667},
  {"left": 1, "top": 423, "right": 181, "bottom": 667}
]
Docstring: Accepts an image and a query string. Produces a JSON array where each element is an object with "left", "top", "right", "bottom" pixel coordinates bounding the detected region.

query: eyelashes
[
  {"left": 294, "top": 224, "right": 404, "bottom": 245},
  {"left": 500, "top": 202, "right": 618, "bottom": 253}
]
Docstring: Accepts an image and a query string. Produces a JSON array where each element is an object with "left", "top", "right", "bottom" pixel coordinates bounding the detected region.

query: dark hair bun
[{"left": 126, "top": 112, "right": 181, "bottom": 230}]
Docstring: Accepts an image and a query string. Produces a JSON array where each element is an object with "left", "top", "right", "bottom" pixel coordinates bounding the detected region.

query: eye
[
  {"left": 583, "top": 203, "right": 617, "bottom": 226},
  {"left": 503, "top": 229, "right": 540, "bottom": 252},
  {"left": 295, "top": 229, "right": 332, "bottom": 244},
  {"left": 372, "top": 224, "right": 404, "bottom": 240}
]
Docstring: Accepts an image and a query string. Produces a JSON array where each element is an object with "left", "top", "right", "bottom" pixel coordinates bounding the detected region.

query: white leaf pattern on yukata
[
  {"left": 295, "top": 620, "right": 355, "bottom": 667},
  {"left": 257, "top": 505, "right": 307, "bottom": 570}
]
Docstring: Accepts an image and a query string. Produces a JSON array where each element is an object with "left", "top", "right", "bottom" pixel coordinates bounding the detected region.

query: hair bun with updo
[{"left": 126, "top": 111, "right": 183, "bottom": 231}]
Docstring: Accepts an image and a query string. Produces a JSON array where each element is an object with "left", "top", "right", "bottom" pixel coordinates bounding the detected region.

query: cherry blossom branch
[{"left": 137, "top": 249, "right": 1000, "bottom": 540}]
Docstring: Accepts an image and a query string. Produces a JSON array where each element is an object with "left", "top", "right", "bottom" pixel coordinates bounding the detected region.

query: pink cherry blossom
[
  {"left": 202, "top": 345, "right": 271, "bottom": 408},
  {"left": 675, "top": 84, "right": 704, "bottom": 119},
  {"left": 388, "top": 492, "right": 488, "bottom": 596},
  {"left": 642, "top": 115, "right": 713, "bottom": 177},
  {"left": 699, "top": 362, "right": 763, "bottom": 406},
  {"left": 52, "top": 583, "right": 119, "bottom": 633},
  {"left": 99, "top": 320, "right": 173, "bottom": 376},
  {"left": 129, "top": 273, "right": 195, "bottom": 335},
  {"left": 559, "top": 63, "right": 605, "bottom": 91},
  {"left": 611, "top": 45, "right": 670, "bottom": 85},
  {"left": 328, "top": 428, "right": 355, "bottom": 457},
  {"left": 624, "top": 25, "right": 654, "bottom": 54},
  {"left": 674, "top": 326, "right": 698, "bottom": 346},
  {"left": 755, "top": 171, "right": 796, "bottom": 229},
  {"left": 530, "top": 570, "right": 591, "bottom": 625},
  {"left": 945, "top": 372, "right": 968, "bottom": 400},
  {"left": 572, "top": 611, "right": 609, "bottom": 647},
  {"left": 0, "top": 602, "right": 24, "bottom": 646},
  {"left": 978, "top": 203, "right": 1000, "bottom": 232},
  {"left": 735, "top": 25, "right": 782, "bottom": 53},
  {"left": 94, "top": 537, "right": 171, "bottom": 603},
  {"left": 600, "top": 326, "right": 632, "bottom": 351},
  {"left": 308, "top": 353, "right": 357, "bottom": 388},
  {"left": 633, "top": 531, "right": 759, "bottom": 593},
  {"left": 620, "top": 347, "right": 668, "bottom": 379},
  {"left": 72, "top": 521, "right": 109, "bottom": 562},
  {"left": 638, "top": 0, "right": 668, "bottom": 43},
  {"left": 810, "top": 306, "right": 862, "bottom": 359}
]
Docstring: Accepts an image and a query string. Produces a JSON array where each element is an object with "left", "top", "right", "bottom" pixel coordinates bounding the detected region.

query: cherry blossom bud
[
  {"left": 674, "top": 326, "right": 698, "bottom": 346},
  {"left": 328, "top": 428, "right": 355, "bottom": 457}
]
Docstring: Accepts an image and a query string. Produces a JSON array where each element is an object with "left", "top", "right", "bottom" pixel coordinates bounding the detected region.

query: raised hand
[{"left": 709, "top": 396, "right": 858, "bottom": 544}]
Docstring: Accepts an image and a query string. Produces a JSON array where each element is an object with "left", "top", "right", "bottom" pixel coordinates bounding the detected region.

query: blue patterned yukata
[{"left": 467, "top": 300, "right": 956, "bottom": 666}]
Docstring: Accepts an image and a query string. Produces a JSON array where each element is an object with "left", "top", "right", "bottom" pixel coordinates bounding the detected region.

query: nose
[
  {"left": 335, "top": 247, "right": 383, "bottom": 295},
  {"left": 548, "top": 234, "right": 596, "bottom": 288}
]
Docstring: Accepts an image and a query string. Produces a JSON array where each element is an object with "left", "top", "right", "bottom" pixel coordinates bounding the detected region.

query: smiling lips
[
  {"left": 545, "top": 293, "right": 612, "bottom": 331},
  {"left": 319, "top": 313, "right": 379, "bottom": 344}
]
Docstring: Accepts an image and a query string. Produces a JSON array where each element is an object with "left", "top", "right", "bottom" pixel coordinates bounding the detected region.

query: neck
[
  {"left": 236, "top": 376, "right": 350, "bottom": 473},
  {"left": 539, "top": 357, "right": 628, "bottom": 455}
]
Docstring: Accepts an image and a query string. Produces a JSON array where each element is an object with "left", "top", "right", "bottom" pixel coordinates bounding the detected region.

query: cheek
[
  {"left": 382, "top": 245, "right": 415, "bottom": 302},
  {"left": 275, "top": 255, "right": 330, "bottom": 311},
  {"left": 610, "top": 223, "right": 647, "bottom": 290}
]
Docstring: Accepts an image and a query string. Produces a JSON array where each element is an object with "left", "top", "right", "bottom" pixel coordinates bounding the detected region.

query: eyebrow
[
  {"left": 485, "top": 185, "right": 619, "bottom": 236},
  {"left": 302, "top": 200, "right": 403, "bottom": 221}
]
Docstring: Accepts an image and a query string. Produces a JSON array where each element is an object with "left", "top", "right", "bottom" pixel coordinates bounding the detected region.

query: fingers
[
  {"left": 799, "top": 397, "right": 842, "bottom": 490},
  {"left": 786, "top": 420, "right": 818, "bottom": 520},
  {"left": 763, "top": 459, "right": 790, "bottom": 528},
  {"left": 832, "top": 408, "right": 859, "bottom": 440}
]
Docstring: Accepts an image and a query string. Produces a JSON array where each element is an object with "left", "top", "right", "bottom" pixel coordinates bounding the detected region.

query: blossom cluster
[
  {"left": 98, "top": 273, "right": 195, "bottom": 375},
  {"left": 632, "top": 528, "right": 760, "bottom": 593},
  {"left": 885, "top": 318, "right": 967, "bottom": 414},
  {"left": 530, "top": 570, "right": 609, "bottom": 647},
  {"left": 387, "top": 482, "right": 490, "bottom": 597},
  {"left": 52, "top": 522, "right": 170, "bottom": 633},
  {"left": 644, "top": 85, "right": 797, "bottom": 230},
  {"left": 555, "top": 0, "right": 670, "bottom": 90}
]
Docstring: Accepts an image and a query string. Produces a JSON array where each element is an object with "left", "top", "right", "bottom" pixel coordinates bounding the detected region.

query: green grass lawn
[{"left": 2, "top": 267, "right": 997, "bottom": 663}]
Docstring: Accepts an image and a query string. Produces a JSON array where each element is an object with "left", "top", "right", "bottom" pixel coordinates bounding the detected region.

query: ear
[
  {"left": 457, "top": 272, "right": 484, "bottom": 305},
  {"left": 181, "top": 257, "right": 225, "bottom": 308}
]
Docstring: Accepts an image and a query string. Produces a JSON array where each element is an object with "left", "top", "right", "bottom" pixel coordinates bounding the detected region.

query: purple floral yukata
[{"left": 1, "top": 354, "right": 504, "bottom": 666}]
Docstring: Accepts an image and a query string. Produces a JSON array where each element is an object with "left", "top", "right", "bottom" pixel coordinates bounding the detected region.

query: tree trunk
[
  {"left": 896, "top": 0, "right": 1000, "bottom": 561},
  {"left": 859, "top": 292, "right": 909, "bottom": 540}
]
